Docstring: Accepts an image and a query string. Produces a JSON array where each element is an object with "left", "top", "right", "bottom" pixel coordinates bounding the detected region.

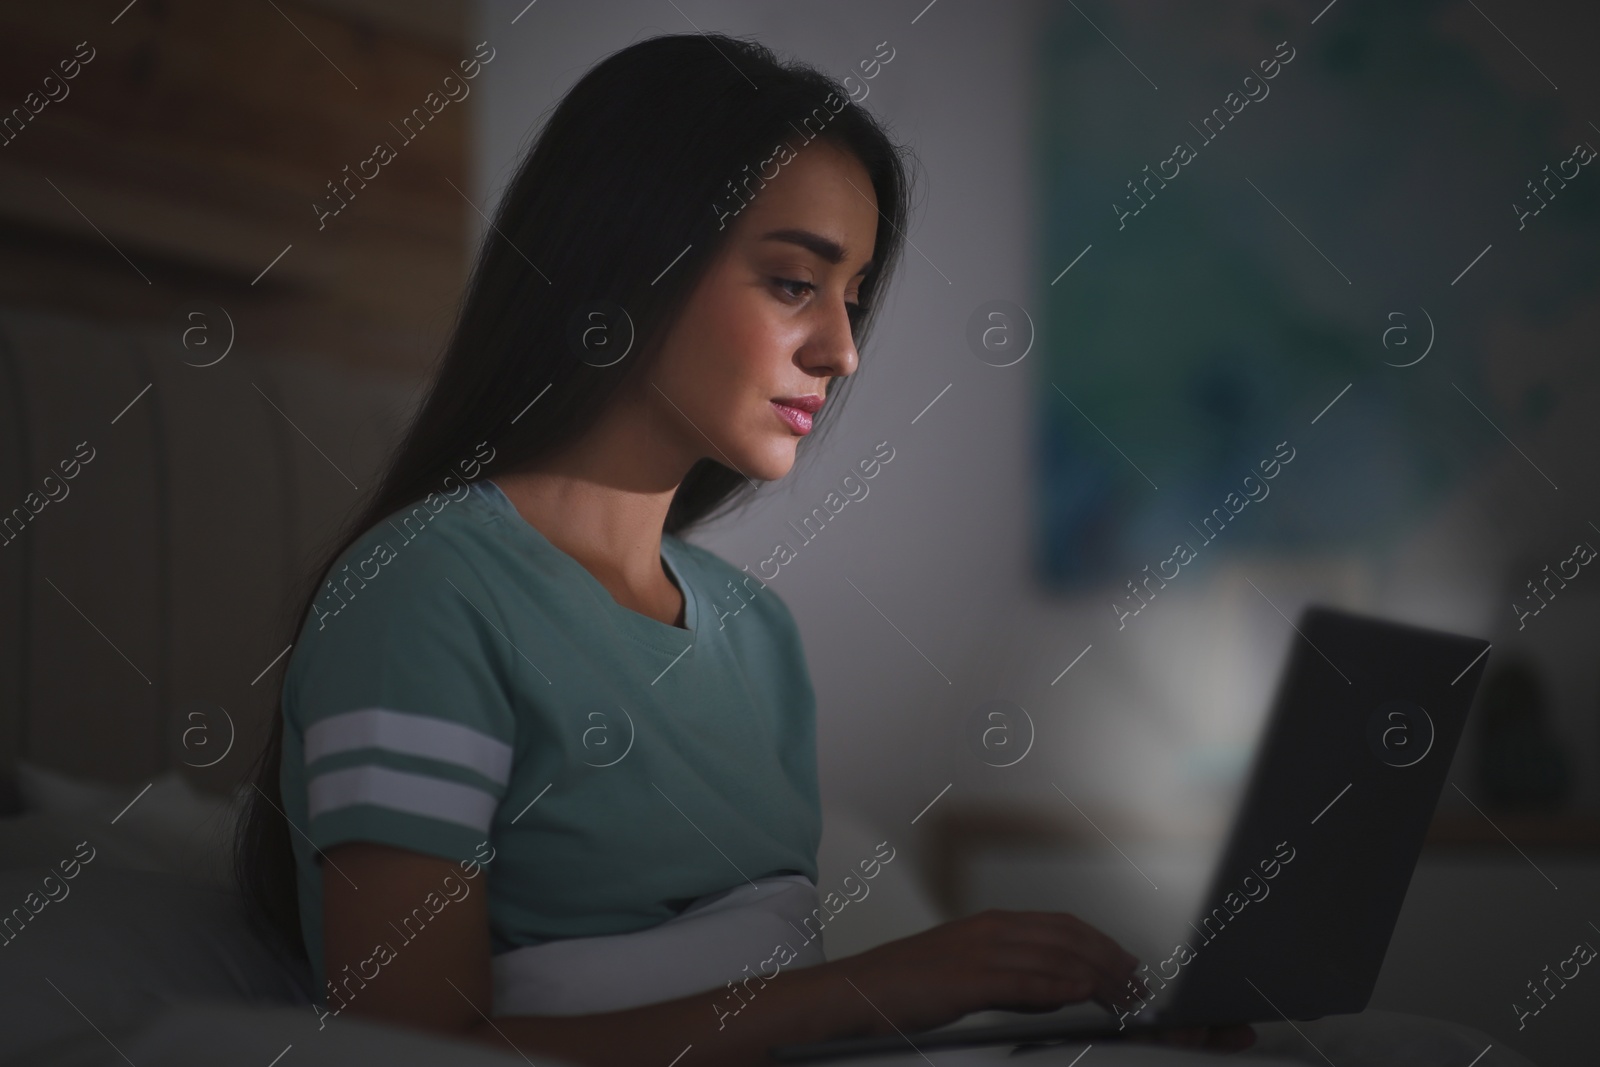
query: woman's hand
[
  {"left": 817, "top": 909, "right": 1254, "bottom": 1053},
  {"left": 822, "top": 908, "right": 1145, "bottom": 1036}
]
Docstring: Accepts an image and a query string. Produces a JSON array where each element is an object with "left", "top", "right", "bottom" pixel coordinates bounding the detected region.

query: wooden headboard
[
  {"left": 0, "top": 1, "right": 476, "bottom": 797},
  {"left": 0, "top": 305, "right": 420, "bottom": 795}
]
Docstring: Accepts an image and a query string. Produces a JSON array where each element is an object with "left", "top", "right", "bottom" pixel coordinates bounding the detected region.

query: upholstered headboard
[{"left": 0, "top": 306, "right": 422, "bottom": 796}]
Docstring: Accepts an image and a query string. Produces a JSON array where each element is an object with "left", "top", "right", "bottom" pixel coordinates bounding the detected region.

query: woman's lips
[{"left": 771, "top": 400, "right": 813, "bottom": 435}]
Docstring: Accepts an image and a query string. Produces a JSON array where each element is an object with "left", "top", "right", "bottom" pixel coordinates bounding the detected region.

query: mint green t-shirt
[{"left": 279, "top": 480, "right": 822, "bottom": 999}]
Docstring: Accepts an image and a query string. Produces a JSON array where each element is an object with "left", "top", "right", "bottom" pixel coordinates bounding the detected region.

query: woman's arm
[
  {"left": 322, "top": 843, "right": 1236, "bottom": 1067},
  {"left": 322, "top": 842, "right": 872, "bottom": 1064}
]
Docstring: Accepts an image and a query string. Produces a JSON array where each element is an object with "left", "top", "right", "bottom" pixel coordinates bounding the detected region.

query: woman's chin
[{"left": 743, "top": 440, "right": 800, "bottom": 482}]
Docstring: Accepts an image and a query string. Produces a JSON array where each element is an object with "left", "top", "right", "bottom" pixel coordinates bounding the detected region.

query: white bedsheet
[
  {"left": 0, "top": 862, "right": 1539, "bottom": 1067},
  {"left": 12, "top": 1002, "right": 1538, "bottom": 1067},
  {"left": 492, "top": 873, "right": 828, "bottom": 1016}
]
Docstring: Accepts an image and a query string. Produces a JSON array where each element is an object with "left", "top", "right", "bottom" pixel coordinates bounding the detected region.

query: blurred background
[{"left": 1, "top": 1, "right": 1597, "bottom": 1064}]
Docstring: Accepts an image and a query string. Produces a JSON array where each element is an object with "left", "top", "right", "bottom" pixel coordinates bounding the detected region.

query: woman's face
[{"left": 642, "top": 138, "right": 879, "bottom": 482}]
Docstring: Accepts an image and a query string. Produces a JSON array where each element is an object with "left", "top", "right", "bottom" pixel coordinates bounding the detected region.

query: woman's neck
[{"left": 491, "top": 454, "right": 686, "bottom": 627}]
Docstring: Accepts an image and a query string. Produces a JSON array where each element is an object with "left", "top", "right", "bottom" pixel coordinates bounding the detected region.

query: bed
[{"left": 0, "top": 759, "right": 1535, "bottom": 1067}]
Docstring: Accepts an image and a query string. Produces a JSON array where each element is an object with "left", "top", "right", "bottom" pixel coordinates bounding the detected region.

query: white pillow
[
  {"left": 4, "top": 761, "right": 242, "bottom": 888},
  {"left": 0, "top": 865, "right": 312, "bottom": 1063},
  {"left": 14, "top": 760, "right": 131, "bottom": 811}
]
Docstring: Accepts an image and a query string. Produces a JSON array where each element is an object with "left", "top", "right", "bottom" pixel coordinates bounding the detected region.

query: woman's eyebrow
[{"left": 759, "top": 228, "right": 875, "bottom": 277}]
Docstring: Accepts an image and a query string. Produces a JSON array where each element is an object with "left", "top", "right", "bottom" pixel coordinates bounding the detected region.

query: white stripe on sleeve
[
  {"left": 305, "top": 707, "right": 513, "bottom": 785},
  {"left": 307, "top": 764, "right": 500, "bottom": 832}
]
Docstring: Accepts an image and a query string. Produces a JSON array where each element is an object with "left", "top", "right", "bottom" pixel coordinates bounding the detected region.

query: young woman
[{"left": 233, "top": 33, "right": 1249, "bottom": 1066}]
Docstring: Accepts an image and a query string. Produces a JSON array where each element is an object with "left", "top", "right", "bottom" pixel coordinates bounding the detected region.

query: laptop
[{"left": 771, "top": 605, "right": 1492, "bottom": 1062}]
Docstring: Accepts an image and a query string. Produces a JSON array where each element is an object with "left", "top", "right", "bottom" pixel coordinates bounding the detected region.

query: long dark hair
[{"left": 232, "top": 32, "right": 913, "bottom": 962}]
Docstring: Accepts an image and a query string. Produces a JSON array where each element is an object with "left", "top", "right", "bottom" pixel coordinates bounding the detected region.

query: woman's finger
[
  {"left": 971, "top": 934, "right": 1141, "bottom": 1008},
  {"left": 985, "top": 912, "right": 1141, "bottom": 994}
]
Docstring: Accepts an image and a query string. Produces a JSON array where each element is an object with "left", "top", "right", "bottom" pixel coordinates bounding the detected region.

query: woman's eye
[
  {"left": 774, "top": 277, "right": 814, "bottom": 299},
  {"left": 773, "top": 278, "right": 866, "bottom": 330}
]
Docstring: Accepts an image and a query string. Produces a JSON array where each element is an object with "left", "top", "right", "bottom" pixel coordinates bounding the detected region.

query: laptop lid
[{"left": 1131, "top": 605, "right": 1490, "bottom": 1027}]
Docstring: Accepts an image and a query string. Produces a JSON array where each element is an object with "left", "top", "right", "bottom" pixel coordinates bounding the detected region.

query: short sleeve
[{"left": 285, "top": 531, "right": 516, "bottom": 866}]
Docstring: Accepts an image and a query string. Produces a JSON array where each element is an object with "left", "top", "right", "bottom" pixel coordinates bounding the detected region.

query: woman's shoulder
[{"left": 302, "top": 485, "right": 510, "bottom": 633}]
